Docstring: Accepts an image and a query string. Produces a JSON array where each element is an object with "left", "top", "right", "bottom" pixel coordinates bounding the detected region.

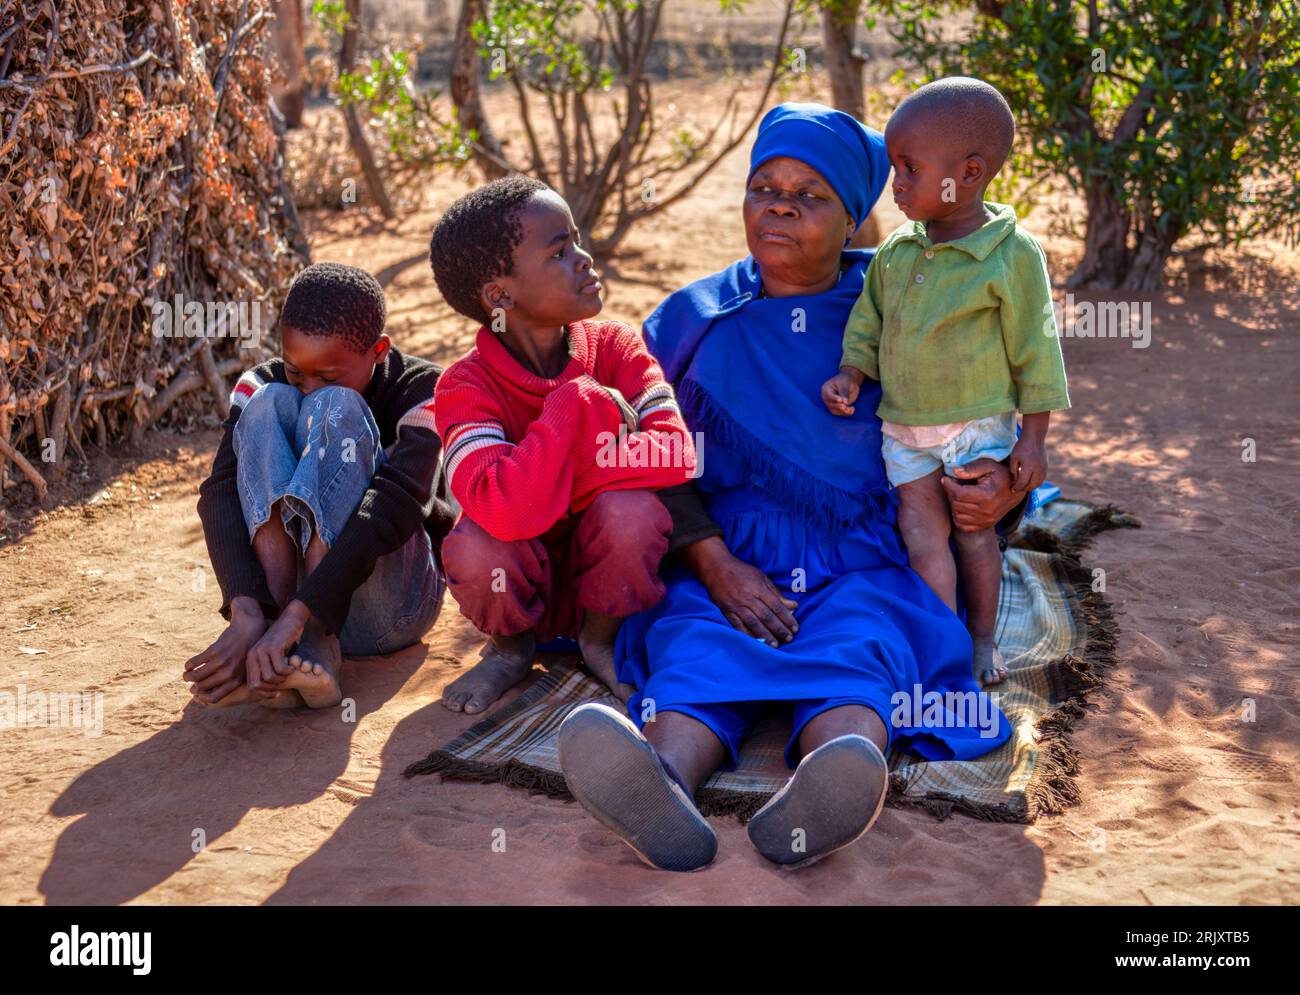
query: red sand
[{"left": 2, "top": 97, "right": 1297, "bottom": 905}]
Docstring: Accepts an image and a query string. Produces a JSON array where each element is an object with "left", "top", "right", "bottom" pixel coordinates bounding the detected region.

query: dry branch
[{"left": 0, "top": 0, "right": 303, "bottom": 500}]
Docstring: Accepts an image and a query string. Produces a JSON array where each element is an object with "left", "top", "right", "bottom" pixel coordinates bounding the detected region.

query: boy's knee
[
  {"left": 241, "top": 381, "right": 300, "bottom": 424},
  {"left": 295, "top": 385, "right": 377, "bottom": 454},
  {"left": 304, "top": 384, "right": 363, "bottom": 406},
  {"left": 296, "top": 384, "right": 366, "bottom": 426},
  {"left": 442, "top": 516, "right": 503, "bottom": 575},
  {"left": 582, "top": 489, "right": 670, "bottom": 546},
  {"left": 442, "top": 516, "right": 542, "bottom": 585}
]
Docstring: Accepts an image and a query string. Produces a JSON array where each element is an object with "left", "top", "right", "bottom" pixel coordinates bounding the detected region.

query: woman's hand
[
  {"left": 680, "top": 536, "right": 799, "bottom": 647},
  {"left": 245, "top": 600, "right": 310, "bottom": 697},
  {"left": 940, "top": 458, "right": 1022, "bottom": 532}
]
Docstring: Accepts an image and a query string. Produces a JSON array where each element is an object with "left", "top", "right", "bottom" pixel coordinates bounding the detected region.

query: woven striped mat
[{"left": 406, "top": 500, "right": 1139, "bottom": 823}]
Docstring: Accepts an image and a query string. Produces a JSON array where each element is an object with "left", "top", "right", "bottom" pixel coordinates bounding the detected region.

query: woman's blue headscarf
[
  {"left": 644, "top": 103, "right": 893, "bottom": 533},
  {"left": 747, "top": 102, "right": 889, "bottom": 237}
]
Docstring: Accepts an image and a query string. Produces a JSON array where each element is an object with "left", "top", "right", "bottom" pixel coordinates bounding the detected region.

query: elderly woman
[{"left": 557, "top": 104, "right": 1030, "bottom": 872}]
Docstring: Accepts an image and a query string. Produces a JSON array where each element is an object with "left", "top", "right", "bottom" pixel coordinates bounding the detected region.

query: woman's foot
[
  {"left": 441, "top": 632, "right": 536, "bottom": 714},
  {"left": 558, "top": 703, "right": 717, "bottom": 872},
  {"left": 747, "top": 733, "right": 888, "bottom": 869},
  {"left": 973, "top": 637, "right": 1009, "bottom": 686},
  {"left": 279, "top": 619, "right": 343, "bottom": 708}
]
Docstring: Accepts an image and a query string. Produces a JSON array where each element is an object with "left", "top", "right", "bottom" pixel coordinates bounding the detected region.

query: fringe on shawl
[{"left": 675, "top": 376, "right": 888, "bottom": 536}]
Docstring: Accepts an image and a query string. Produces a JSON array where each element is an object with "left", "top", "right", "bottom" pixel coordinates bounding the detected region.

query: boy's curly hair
[
  {"left": 429, "top": 175, "right": 550, "bottom": 325},
  {"left": 278, "top": 262, "right": 387, "bottom": 353}
]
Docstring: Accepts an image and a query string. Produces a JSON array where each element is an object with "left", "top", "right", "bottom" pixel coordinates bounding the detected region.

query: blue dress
[{"left": 614, "top": 251, "right": 1013, "bottom": 768}]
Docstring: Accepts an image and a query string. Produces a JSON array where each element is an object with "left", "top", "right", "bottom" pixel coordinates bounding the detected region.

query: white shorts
[{"left": 881, "top": 411, "right": 1018, "bottom": 487}]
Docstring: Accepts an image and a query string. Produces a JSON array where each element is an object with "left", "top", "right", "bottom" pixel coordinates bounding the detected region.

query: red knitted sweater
[{"left": 434, "top": 320, "right": 697, "bottom": 541}]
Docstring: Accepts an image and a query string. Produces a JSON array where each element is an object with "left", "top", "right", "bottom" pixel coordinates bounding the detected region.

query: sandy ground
[{"left": 2, "top": 81, "right": 1298, "bottom": 905}]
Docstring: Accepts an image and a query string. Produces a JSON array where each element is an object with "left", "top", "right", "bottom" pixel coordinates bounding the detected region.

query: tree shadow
[
  {"left": 375, "top": 251, "right": 430, "bottom": 290},
  {"left": 38, "top": 643, "right": 429, "bottom": 905}
]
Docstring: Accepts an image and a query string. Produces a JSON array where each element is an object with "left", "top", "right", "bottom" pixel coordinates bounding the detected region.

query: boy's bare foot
[
  {"left": 206, "top": 684, "right": 302, "bottom": 709},
  {"left": 185, "top": 610, "right": 267, "bottom": 705},
  {"left": 973, "top": 637, "right": 1009, "bottom": 686},
  {"left": 207, "top": 683, "right": 257, "bottom": 708},
  {"left": 442, "top": 632, "right": 536, "bottom": 714},
  {"left": 578, "top": 611, "right": 637, "bottom": 703},
  {"left": 280, "top": 619, "right": 343, "bottom": 708},
  {"left": 256, "top": 688, "right": 307, "bottom": 709}
]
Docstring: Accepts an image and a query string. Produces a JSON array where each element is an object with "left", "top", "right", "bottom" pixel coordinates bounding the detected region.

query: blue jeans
[{"left": 233, "top": 383, "right": 444, "bottom": 655}]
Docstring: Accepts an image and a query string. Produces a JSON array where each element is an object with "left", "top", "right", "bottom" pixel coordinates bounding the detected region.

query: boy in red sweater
[{"left": 430, "top": 176, "right": 696, "bottom": 714}]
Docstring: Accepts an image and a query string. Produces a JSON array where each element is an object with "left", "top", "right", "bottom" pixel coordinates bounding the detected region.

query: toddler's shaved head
[{"left": 891, "top": 77, "right": 1015, "bottom": 171}]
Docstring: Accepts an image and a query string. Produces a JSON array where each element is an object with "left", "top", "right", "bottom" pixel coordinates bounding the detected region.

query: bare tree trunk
[
  {"left": 451, "top": 0, "right": 509, "bottom": 180},
  {"left": 270, "top": 0, "right": 306, "bottom": 128},
  {"left": 1067, "top": 180, "right": 1130, "bottom": 289},
  {"left": 339, "top": 0, "right": 395, "bottom": 218},
  {"left": 822, "top": 2, "right": 881, "bottom": 247},
  {"left": 822, "top": 1, "right": 864, "bottom": 121},
  {"left": 1122, "top": 214, "right": 1180, "bottom": 291}
]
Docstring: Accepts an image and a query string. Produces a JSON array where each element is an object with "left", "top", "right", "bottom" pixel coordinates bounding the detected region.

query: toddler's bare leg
[
  {"left": 896, "top": 469, "right": 958, "bottom": 612},
  {"left": 954, "top": 527, "right": 1008, "bottom": 686}
]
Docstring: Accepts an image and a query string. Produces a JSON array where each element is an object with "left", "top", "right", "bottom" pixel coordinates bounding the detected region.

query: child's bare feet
[
  {"left": 578, "top": 611, "right": 637, "bottom": 703},
  {"left": 973, "top": 637, "right": 1008, "bottom": 686},
  {"left": 206, "top": 683, "right": 256, "bottom": 708},
  {"left": 206, "top": 683, "right": 303, "bottom": 708},
  {"left": 442, "top": 632, "right": 536, "bottom": 714},
  {"left": 279, "top": 619, "right": 343, "bottom": 708},
  {"left": 256, "top": 688, "right": 307, "bottom": 709},
  {"left": 185, "top": 610, "right": 267, "bottom": 705}
]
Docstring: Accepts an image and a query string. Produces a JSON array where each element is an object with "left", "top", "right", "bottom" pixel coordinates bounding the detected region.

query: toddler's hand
[
  {"left": 821, "top": 372, "right": 860, "bottom": 417},
  {"left": 1009, "top": 437, "right": 1048, "bottom": 493}
]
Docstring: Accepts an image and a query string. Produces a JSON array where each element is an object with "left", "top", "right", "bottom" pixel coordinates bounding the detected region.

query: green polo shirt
[{"left": 840, "top": 202, "right": 1070, "bottom": 426}]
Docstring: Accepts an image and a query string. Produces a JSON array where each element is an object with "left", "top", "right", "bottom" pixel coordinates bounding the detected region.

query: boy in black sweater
[{"left": 187, "top": 263, "right": 455, "bottom": 708}]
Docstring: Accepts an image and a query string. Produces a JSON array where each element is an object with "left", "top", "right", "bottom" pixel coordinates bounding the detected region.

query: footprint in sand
[
  {"left": 1141, "top": 747, "right": 1290, "bottom": 782},
  {"left": 399, "top": 817, "right": 500, "bottom": 852}
]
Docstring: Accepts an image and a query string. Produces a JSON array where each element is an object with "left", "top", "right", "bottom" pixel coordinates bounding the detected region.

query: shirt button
[
  {"left": 925, "top": 250, "right": 935, "bottom": 259},
  {"left": 915, "top": 274, "right": 925, "bottom": 283}
]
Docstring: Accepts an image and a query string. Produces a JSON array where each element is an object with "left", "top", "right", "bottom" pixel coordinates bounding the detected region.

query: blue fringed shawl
[{"left": 644, "top": 251, "right": 892, "bottom": 534}]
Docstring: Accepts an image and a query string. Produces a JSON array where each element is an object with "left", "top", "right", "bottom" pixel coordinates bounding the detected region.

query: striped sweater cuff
[
  {"left": 443, "top": 420, "right": 512, "bottom": 492},
  {"left": 630, "top": 383, "right": 682, "bottom": 424}
]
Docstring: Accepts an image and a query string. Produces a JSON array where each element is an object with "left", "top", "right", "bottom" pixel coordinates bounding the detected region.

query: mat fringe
[{"left": 405, "top": 504, "right": 1139, "bottom": 825}]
